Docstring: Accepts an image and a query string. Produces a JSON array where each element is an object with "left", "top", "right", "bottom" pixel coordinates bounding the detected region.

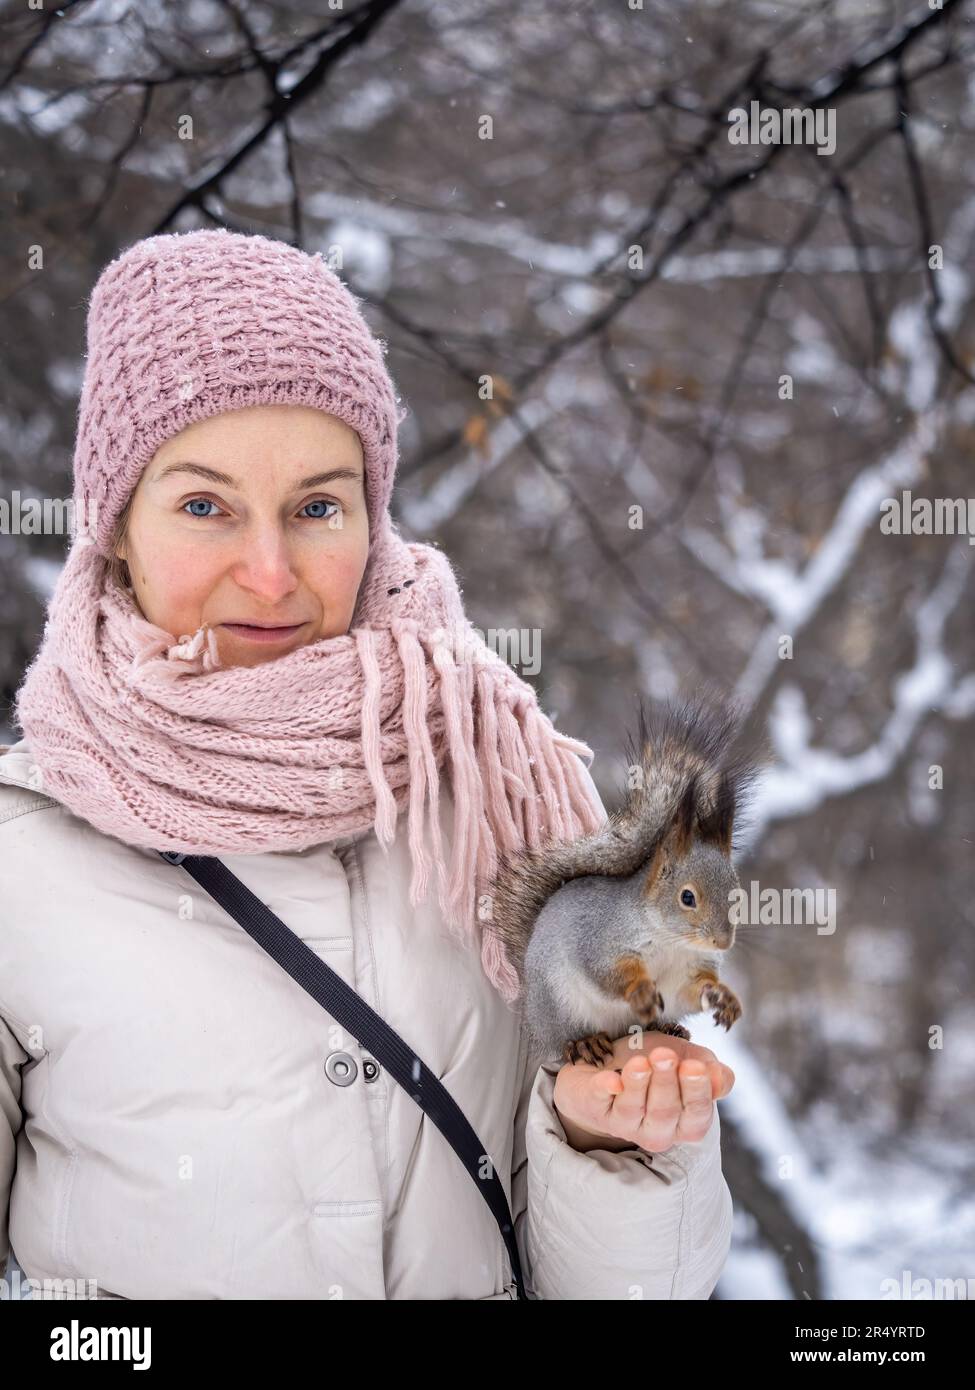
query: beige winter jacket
[{"left": 0, "top": 738, "right": 732, "bottom": 1300}]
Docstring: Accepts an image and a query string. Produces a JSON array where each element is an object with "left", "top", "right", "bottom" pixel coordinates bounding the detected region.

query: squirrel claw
[
  {"left": 629, "top": 980, "right": 666, "bottom": 1020},
  {"left": 711, "top": 1007, "right": 739, "bottom": 1030},
  {"left": 654, "top": 1020, "right": 691, "bottom": 1041},
  {"left": 564, "top": 1031, "right": 615, "bottom": 1067},
  {"left": 701, "top": 981, "right": 742, "bottom": 1032}
]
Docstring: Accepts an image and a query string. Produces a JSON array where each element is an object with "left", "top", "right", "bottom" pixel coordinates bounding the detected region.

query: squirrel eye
[{"left": 680, "top": 887, "right": 697, "bottom": 908}]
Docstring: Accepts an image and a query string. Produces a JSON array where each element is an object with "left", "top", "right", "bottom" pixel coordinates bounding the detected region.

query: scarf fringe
[
  {"left": 354, "top": 627, "right": 398, "bottom": 848},
  {"left": 391, "top": 616, "right": 448, "bottom": 912},
  {"left": 128, "top": 612, "right": 221, "bottom": 680},
  {"left": 376, "top": 622, "right": 604, "bottom": 1004}
]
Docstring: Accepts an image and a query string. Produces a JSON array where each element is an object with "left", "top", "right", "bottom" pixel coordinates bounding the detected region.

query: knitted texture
[
  {"left": 73, "top": 228, "right": 403, "bottom": 554},
  {"left": 15, "top": 229, "right": 606, "bottom": 1002}
]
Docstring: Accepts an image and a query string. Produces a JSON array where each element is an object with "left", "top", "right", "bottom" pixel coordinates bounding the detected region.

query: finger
[
  {"left": 594, "top": 1068, "right": 624, "bottom": 1101},
  {"left": 637, "top": 1047, "right": 682, "bottom": 1148},
  {"left": 679, "top": 1045, "right": 733, "bottom": 1100},
  {"left": 605, "top": 1054, "right": 652, "bottom": 1135},
  {"left": 578, "top": 1065, "right": 624, "bottom": 1100},
  {"left": 708, "top": 1060, "right": 735, "bottom": 1099},
  {"left": 675, "top": 1060, "right": 714, "bottom": 1142},
  {"left": 577, "top": 1065, "right": 625, "bottom": 1131}
]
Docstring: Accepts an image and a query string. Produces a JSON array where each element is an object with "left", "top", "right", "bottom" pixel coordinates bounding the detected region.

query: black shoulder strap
[{"left": 157, "top": 850, "right": 526, "bottom": 1301}]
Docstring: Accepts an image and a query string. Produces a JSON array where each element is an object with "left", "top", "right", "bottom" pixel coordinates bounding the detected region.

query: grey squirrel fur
[{"left": 486, "top": 693, "right": 766, "bottom": 1066}]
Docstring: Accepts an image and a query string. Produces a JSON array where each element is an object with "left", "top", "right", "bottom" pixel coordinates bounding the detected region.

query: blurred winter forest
[{"left": 1, "top": 0, "right": 973, "bottom": 1301}]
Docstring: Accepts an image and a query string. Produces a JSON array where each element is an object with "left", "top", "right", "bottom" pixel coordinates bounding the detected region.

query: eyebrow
[{"left": 153, "top": 462, "right": 363, "bottom": 490}]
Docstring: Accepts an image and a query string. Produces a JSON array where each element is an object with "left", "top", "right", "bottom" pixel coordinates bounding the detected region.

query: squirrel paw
[
  {"left": 628, "top": 979, "right": 666, "bottom": 1021},
  {"left": 700, "top": 981, "right": 742, "bottom": 1031},
  {"left": 654, "top": 1020, "right": 692, "bottom": 1041},
  {"left": 564, "top": 1032, "right": 615, "bottom": 1067}
]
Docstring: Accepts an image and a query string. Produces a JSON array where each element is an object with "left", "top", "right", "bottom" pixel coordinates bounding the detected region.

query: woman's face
[{"left": 116, "top": 404, "right": 370, "bottom": 669}]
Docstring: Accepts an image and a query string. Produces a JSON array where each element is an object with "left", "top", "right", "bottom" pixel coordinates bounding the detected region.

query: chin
[
  {"left": 216, "top": 632, "right": 315, "bottom": 668},
  {"left": 227, "top": 649, "right": 287, "bottom": 669}
]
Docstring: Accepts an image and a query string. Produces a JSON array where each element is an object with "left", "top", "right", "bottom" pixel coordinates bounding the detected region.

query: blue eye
[
  {"left": 299, "top": 499, "right": 339, "bottom": 520},
  {"left": 183, "top": 498, "right": 222, "bottom": 517},
  {"left": 680, "top": 888, "right": 696, "bottom": 908}
]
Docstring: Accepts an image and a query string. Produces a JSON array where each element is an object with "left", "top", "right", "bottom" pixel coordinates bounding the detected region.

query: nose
[
  {"left": 231, "top": 527, "right": 300, "bottom": 605},
  {"left": 712, "top": 920, "right": 735, "bottom": 950}
]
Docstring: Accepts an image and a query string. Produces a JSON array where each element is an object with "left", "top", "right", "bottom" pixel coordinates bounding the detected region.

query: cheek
[
  {"left": 305, "top": 532, "right": 369, "bottom": 610},
  {"left": 143, "top": 550, "right": 219, "bottom": 605},
  {"left": 130, "top": 544, "right": 220, "bottom": 633}
]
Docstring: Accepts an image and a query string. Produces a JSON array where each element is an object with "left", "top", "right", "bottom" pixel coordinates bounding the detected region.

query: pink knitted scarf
[{"left": 14, "top": 512, "right": 605, "bottom": 1001}]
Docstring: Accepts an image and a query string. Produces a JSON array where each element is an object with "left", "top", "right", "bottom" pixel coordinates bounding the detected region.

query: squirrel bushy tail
[{"left": 485, "top": 689, "right": 765, "bottom": 992}]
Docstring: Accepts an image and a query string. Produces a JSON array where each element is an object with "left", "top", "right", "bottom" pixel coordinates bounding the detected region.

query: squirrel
[{"left": 485, "top": 692, "right": 766, "bottom": 1068}]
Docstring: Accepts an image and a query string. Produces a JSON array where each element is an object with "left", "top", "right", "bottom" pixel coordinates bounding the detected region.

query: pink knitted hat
[{"left": 73, "top": 227, "right": 406, "bottom": 556}]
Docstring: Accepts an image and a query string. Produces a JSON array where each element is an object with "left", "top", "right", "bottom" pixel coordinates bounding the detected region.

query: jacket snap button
[
  {"left": 324, "top": 1052, "right": 358, "bottom": 1086},
  {"left": 362, "top": 1058, "right": 380, "bottom": 1082}
]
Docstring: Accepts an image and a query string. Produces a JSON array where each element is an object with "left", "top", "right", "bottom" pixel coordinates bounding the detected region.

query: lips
[{"left": 220, "top": 621, "right": 308, "bottom": 643}]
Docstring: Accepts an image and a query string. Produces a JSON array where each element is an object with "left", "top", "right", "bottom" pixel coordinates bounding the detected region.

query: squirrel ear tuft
[{"left": 697, "top": 769, "right": 735, "bottom": 854}]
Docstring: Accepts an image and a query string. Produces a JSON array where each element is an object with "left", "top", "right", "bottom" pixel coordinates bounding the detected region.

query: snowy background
[{"left": 1, "top": 0, "right": 973, "bottom": 1300}]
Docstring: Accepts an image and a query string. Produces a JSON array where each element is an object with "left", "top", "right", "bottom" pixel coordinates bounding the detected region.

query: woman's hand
[{"left": 552, "top": 1032, "right": 735, "bottom": 1155}]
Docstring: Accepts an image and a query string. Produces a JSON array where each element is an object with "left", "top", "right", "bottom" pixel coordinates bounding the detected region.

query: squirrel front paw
[
  {"left": 654, "top": 1019, "right": 692, "bottom": 1041},
  {"left": 700, "top": 980, "right": 742, "bottom": 1031},
  {"left": 627, "top": 978, "right": 665, "bottom": 1023},
  {"left": 564, "top": 1032, "right": 615, "bottom": 1067}
]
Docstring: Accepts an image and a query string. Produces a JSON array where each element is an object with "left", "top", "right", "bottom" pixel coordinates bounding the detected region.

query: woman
[{"left": 0, "top": 229, "right": 734, "bottom": 1301}]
